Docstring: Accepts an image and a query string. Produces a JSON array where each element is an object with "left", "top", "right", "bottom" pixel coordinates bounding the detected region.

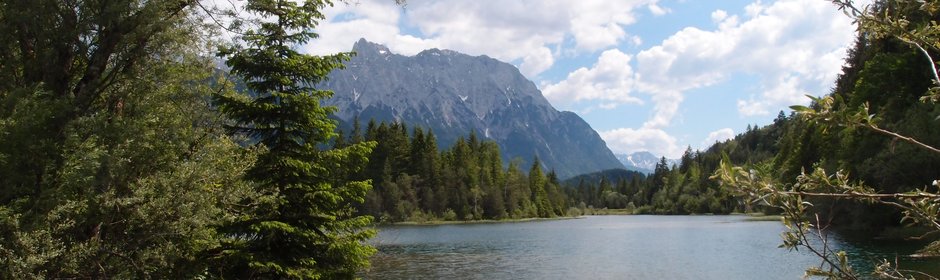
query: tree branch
[
  {"left": 865, "top": 124, "right": 940, "bottom": 155},
  {"left": 778, "top": 190, "right": 940, "bottom": 199}
]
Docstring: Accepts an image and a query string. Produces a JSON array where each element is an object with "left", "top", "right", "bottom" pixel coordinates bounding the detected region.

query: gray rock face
[
  {"left": 321, "top": 38, "right": 624, "bottom": 178},
  {"left": 615, "top": 151, "right": 679, "bottom": 174}
]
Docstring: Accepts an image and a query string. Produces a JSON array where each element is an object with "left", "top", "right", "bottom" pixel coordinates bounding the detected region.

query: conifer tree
[
  {"left": 529, "top": 158, "right": 553, "bottom": 218},
  {"left": 212, "top": 0, "right": 376, "bottom": 278}
]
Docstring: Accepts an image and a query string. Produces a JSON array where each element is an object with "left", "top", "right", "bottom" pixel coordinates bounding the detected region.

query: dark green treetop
[{"left": 212, "top": 0, "right": 376, "bottom": 278}]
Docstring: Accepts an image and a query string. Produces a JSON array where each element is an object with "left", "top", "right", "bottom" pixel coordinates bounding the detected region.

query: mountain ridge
[
  {"left": 320, "top": 38, "right": 624, "bottom": 178},
  {"left": 615, "top": 151, "right": 678, "bottom": 174}
]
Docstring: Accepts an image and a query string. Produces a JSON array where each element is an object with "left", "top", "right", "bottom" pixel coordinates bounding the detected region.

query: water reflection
[{"left": 362, "top": 215, "right": 937, "bottom": 280}]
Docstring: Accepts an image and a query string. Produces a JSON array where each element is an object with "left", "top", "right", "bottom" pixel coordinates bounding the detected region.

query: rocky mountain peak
[
  {"left": 322, "top": 39, "right": 624, "bottom": 178},
  {"left": 352, "top": 38, "right": 392, "bottom": 57},
  {"left": 615, "top": 152, "right": 678, "bottom": 174}
]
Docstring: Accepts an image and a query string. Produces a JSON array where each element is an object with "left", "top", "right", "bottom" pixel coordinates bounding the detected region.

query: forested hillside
[
  {"left": 769, "top": 32, "right": 940, "bottom": 229},
  {"left": 337, "top": 120, "right": 568, "bottom": 222},
  {"left": 574, "top": 0, "right": 940, "bottom": 229},
  {"left": 344, "top": 115, "right": 790, "bottom": 218},
  {"left": 565, "top": 118, "right": 786, "bottom": 214},
  {"left": 2, "top": 0, "right": 936, "bottom": 278}
]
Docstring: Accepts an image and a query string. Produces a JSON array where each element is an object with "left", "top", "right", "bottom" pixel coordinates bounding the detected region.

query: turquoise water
[{"left": 362, "top": 215, "right": 937, "bottom": 279}]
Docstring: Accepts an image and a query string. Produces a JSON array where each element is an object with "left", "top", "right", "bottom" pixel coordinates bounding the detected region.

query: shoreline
[
  {"left": 381, "top": 216, "right": 582, "bottom": 226},
  {"left": 373, "top": 211, "right": 770, "bottom": 227}
]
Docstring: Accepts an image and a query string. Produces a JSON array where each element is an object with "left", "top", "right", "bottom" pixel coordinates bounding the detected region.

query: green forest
[
  {"left": 567, "top": 1, "right": 940, "bottom": 233},
  {"left": 340, "top": 117, "right": 772, "bottom": 220},
  {"left": 339, "top": 119, "right": 568, "bottom": 222},
  {"left": 0, "top": 0, "right": 376, "bottom": 278},
  {"left": 1, "top": 0, "right": 939, "bottom": 278}
]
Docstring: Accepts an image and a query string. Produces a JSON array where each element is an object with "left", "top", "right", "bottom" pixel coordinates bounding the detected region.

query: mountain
[
  {"left": 615, "top": 152, "right": 677, "bottom": 174},
  {"left": 320, "top": 38, "right": 624, "bottom": 178}
]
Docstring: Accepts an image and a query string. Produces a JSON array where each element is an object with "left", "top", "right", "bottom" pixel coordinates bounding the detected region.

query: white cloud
[
  {"left": 289, "top": 0, "right": 857, "bottom": 161},
  {"left": 303, "top": 0, "right": 660, "bottom": 77},
  {"left": 541, "top": 49, "right": 642, "bottom": 108},
  {"left": 701, "top": 128, "right": 735, "bottom": 148},
  {"left": 600, "top": 127, "right": 683, "bottom": 158},
  {"left": 568, "top": 0, "right": 856, "bottom": 156},
  {"left": 737, "top": 75, "right": 810, "bottom": 116},
  {"left": 711, "top": 10, "right": 728, "bottom": 23},
  {"left": 566, "top": 1, "right": 656, "bottom": 51},
  {"left": 643, "top": 90, "right": 683, "bottom": 129},
  {"left": 630, "top": 35, "right": 643, "bottom": 46},
  {"left": 711, "top": 10, "right": 728, "bottom": 24},
  {"left": 648, "top": 3, "right": 672, "bottom": 16},
  {"left": 301, "top": 1, "right": 440, "bottom": 56},
  {"left": 635, "top": 0, "right": 854, "bottom": 120},
  {"left": 520, "top": 47, "right": 555, "bottom": 78},
  {"left": 745, "top": 1, "right": 765, "bottom": 18}
]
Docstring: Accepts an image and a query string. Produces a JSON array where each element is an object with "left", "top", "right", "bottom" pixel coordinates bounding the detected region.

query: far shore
[
  {"left": 382, "top": 216, "right": 582, "bottom": 226},
  {"left": 377, "top": 211, "right": 791, "bottom": 226}
]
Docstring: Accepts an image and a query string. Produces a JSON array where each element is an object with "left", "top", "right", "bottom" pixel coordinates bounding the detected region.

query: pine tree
[
  {"left": 529, "top": 157, "right": 553, "bottom": 218},
  {"left": 212, "top": 0, "right": 376, "bottom": 278}
]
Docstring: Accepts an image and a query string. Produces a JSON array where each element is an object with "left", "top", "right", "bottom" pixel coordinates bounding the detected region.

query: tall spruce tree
[
  {"left": 529, "top": 158, "right": 553, "bottom": 218},
  {"left": 212, "top": 0, "right": 376, "bottom": 278}
]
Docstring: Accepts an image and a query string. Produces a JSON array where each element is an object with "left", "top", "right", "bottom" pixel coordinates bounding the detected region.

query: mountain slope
[
  {"left": 615, "top": 152, "right": 678, "bottom": 174},
  {"left": 321, "top": 39, "right": 624, "bottom": 178}
]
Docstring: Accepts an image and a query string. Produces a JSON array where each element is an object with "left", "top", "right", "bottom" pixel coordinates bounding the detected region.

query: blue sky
[{"left": 286, "top": 0, "right": 860, "bottom": 158}]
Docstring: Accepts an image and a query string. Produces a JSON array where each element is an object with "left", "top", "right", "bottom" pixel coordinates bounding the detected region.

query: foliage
[
  {"left": 0, "top": 0, "right": 385, "bottom": 278},
  {"left": 0, "top": 2, "right": 260, "bottom": 277},
  {"left": 715, "top": 0, "right": 940, "bottom": 278},
  {"left": 344, "top": 120, "right": 569, "bottom": 222},
  {"left": 210, "top": 0, "right": 376, "bottom": 278},
  {"left": 565, "top": 120, "right": 786, "bottom": 215}
]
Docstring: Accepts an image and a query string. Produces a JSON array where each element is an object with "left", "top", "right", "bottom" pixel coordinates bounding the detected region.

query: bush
[
  {"left": 441, "top": 209, "right": 457, "bottom": 221},
  {"left": 566, "top": 207, "right": 583, "bottom": 217}
]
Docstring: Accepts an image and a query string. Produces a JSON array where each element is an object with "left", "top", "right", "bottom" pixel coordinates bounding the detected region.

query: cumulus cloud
[
  {"left": 279, "top": 0, "right": 856, "bottom": 157},
  {"left": 520, "top": 47, "right": 555, "bottom": 78},
  {"left": 711, "top": 10, "right": 728, "bottom": 23},
  {"left": 648, "top": 3, "right": 672, "bottom": 16},
  {"left": 300, "top": 1, "right": 439, "bottom": 56},
  {"left": 542, "top": 49, "right": 642, "bottom": 109},
  {"left": 737, "top": 75, "right": 810, "bottom": 116},
  {"left": 301, "top": 0, "right": 660, "bottom": 77},
  {"left": 630, "top": 35, "right": 643, "bottom": 46},
  {"left": 567, "top": 1, "right": 648, "bottom": 51},
  {"left": 643, "top": 90, "right": 683, "bottom": 129},
  {"left": 701, "top": 128, "right": 735, "bottom": 148},
  {"left": 635, "top": 0, "right": 854, "bottom": 118},
  {"left": 600, "top": 127, "right": 683, "bottom": 159},
  {"left": 585, "top": 0, "right": 856, "bottom": 155}
]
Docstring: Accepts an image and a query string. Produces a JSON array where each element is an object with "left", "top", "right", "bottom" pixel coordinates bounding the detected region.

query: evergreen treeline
[
  {"left": 565, "top": 117, "right": 786, "bottom": 215},
  {"left": 571, "top": 2, "right": 940, "bottom": 228},
  {"left": 342, "top": 117, "right": 777, "bottom": 217},
  {"left": 768, "top": 21, "right": 940, "bottom": 229},
  {"left": 338, "top": 120, "right": 568, "bottom": 222},
  {"left": 575, "top": 3, "right": 939, "bottom": 223}
]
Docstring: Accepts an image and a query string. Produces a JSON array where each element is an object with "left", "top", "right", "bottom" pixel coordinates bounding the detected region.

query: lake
[{"left": 362, "top": 215, "right": 938, "bottom": 279}]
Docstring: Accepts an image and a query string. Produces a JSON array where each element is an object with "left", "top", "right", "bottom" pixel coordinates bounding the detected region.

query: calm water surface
[{"left": 362, "top": 215, "right": 936, "bottom": 279}]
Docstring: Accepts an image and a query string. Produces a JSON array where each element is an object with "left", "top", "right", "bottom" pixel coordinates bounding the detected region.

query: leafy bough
[{"left": 713, "top": 0, "right": 940, "bottom": 279}]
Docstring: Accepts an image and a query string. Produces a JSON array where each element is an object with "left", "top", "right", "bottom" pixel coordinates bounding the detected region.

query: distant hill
[
  {"left": 615, "top": 151, "right": 678, "bottom": 174},
  {"left": 320, "top": 39, "right": 624, "bottom": 178},
  {"left": 563, "top": 168, "right": 646, "bottom": 186}
]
